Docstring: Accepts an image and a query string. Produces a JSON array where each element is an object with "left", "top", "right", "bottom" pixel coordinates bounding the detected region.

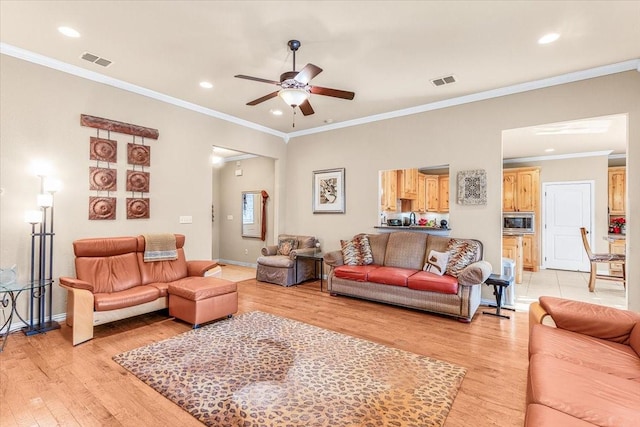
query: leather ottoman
[{"left": 168, "top": 277, "right": 238, "bottom": 327}]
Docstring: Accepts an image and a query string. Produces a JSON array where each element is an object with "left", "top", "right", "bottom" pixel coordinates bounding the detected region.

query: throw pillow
[
  {"left": 277, "top": 238, "right": 298, "bottom": 256},
  {"left": 446, "top": 238, "right": 481, "bottom": 277},
  {"left": 341, "top": 235, "right": 374, "bottom": 266},
  {"left": 423, "top": 250, "right": 449, "bottom": 276}
]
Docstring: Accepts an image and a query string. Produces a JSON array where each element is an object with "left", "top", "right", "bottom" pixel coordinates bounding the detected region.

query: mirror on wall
[{"left": 241, "top": 191, "right": 262, "bottom": 238}]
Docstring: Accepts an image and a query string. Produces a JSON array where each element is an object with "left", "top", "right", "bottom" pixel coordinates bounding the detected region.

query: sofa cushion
[
  {"left": 341, "top": 234, "right": 374, "bottom": 266},
  {"left": 76, "top": 252, "right": 142, "bottom": 293},
  {"left": 94, "top": 285, "right": 161, "bottom": 311},
  {"left": 631, "top": 323, "right": 640, "bottom": 358},
  {"left": 277, "top": 237, "right": 298, "bottom": 256},
  {"left": 446, "top": 239, "right": 481, "bottom": 277},
  {"left": 257, "top": 255, "right": 294, "bottom": 268},
  {"left": 525, "top": 404, "right": 596, "bottom": 427},
  {"left": 384, "top": 232, "right": 428, "bottom": 270},
  {"left": 333, "top": 265, "right": 380, "bottom": 282},
  {"left": 528, "top": 354, "right": 640, "bottom": 427},
  {"left": 136, "top": 250, "right": 189, "bottom": 285},
  {"left": 423, "top": 250, "right": 449, "bottom": 276},
  {"left": 407, "top": 271, "right": 458, "bottom": 294},
  {"left": 529, "top": 324, "right": 640, "bottom": 381},
  {"left": 367, "top": 266, "right": 416, "bottom": 287},
  {"left": 366, "top": 233, "right": 389, "bottom": 265}
]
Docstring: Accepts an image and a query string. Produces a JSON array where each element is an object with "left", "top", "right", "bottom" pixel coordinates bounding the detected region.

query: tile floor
[{"left": 513, "top": 268, "right": 627, "bottom": 311}]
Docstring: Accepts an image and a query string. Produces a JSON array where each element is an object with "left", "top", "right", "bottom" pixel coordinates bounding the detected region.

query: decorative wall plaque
[
  {"left": 127, "top": 143, "right": 151, "bottom": 166},
  {"left": 126, "top": 170, "right": 150, "bottom": 192},
  {"left": 457, "top": 169, "right": 487, "bottom": 205},
  {"left": 89, "top": 197, "right": 116, "bottom": 220},
  {"left": 127, "top": 198, "right": 150, "bottom": 219},
  {"left": 89, "top": 167, "right": 117, "bottom": 191},
  {"left": 89, "top": 137, "right": 117, "bottom": 163}
]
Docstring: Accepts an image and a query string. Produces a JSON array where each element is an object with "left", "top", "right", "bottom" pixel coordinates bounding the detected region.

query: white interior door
[{"left": 543, "top": 181, "right": 593, "bottom": 271}]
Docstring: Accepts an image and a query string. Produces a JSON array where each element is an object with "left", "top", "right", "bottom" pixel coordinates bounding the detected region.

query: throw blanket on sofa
[{"left": 143, "top": 233, "right": 178, "bottom": 262}]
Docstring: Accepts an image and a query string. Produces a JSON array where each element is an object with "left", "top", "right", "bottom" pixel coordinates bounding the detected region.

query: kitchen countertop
[
  {"left": 374, "top": 225, "right": 451, "bottom": 235},
  {"left": 606, "top": 234, "right": 626, "bottom": 240}
]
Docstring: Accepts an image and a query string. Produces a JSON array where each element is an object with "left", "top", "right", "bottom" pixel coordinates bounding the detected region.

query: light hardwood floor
[{"left": 0, "top": 273, "right": 529, "bottom": 426}]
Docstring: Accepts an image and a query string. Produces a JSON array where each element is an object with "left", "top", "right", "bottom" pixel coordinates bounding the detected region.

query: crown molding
[
  {"left": 0, "top": 43, "right": 287, "bottom": 140},
  {"left": 2, "top": 42, "right": 638, "bottom": 143},
  {"left": 503, "top": 150, "right": 614, "bottom": 164}
]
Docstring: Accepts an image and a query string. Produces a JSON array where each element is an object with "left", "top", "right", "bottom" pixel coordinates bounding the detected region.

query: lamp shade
[
  {"left": 278, "top": 88, "right": 310, "bottom": 107},
  {"left": 24, "top": 210, "right": 43, "bottom": 224},
  {"left": 37, "top": 193, "right": 53, "bottom": 208}
]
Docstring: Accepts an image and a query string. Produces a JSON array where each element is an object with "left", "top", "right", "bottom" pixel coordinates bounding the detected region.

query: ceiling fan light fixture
[{"left": 278, "top": 88, "right": 310, "bottom": 107}]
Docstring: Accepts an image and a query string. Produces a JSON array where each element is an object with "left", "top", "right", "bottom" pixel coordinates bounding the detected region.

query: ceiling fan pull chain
[{"left": 292, "top": 108, "right": 296, "bottom": 128}]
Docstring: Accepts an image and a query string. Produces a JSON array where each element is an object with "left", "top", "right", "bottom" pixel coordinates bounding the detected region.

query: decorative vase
[
  {"left": 613, "top": 226, "right": 621, "bottom": 234},
  {"left": 621, "top": 225, "right": 626, "bottom": 235}
]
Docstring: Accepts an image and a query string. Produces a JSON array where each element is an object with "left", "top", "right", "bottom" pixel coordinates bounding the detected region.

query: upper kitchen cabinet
[
  {"left": 503, "top": 167, "right": 540, "bottom": 212},
  {"left": 608, "top": 166, "right": 626, "bottom": 215},
  {"left": 397, "top": 168, "right": 418, "bottom": 200},
  {"left": 425, "top": 175, "right": 439, "bottom": 212},
  {"left": 381, "top": 169, "right": 398, "bottom": 211},
  {"left": 411, "top": 173, "right": 427, "bottom": 213},
  {"left": 438, "top": 175, "right": 449, "bottom": 213}
]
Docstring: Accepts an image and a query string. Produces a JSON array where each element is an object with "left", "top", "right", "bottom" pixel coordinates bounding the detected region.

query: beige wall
[
  {"left": 215, "top": 156, "right": 275, "bottom": 265},
  {"left": 507, "top": 155, "right": 610, "bottom": 254},
  {"left": 286, "top": 71, "right": 640, "bottom": 309},
  {"left": 2, "top": 54, "right": 639, "bottom": 318},
  {"left": 0, "top": 55, "right": 285, "bottom": 318}
]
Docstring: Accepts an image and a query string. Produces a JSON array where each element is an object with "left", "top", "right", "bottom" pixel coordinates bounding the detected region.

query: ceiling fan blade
[
  {"left": 310, "top": 85, "right": 355, "bottom": 100},
  {"left": 298, "top": 99, "right": 315, "bottom": 116},
  {"left": 246, "top": 91, "right": 279, "bottom": 106},
  {"left": 294, "top": 64, "right": 323, "bottom": 84},
  {"left": 235, "top": 75, "right": 280, "bottom": 85}
]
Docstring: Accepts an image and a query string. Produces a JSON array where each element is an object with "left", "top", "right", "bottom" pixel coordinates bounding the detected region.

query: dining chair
[{"left": 579, "top": 227, "right": 625, "bottom": 292}]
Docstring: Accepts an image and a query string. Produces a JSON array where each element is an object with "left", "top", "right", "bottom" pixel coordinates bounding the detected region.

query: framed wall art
[
  {"left": 312, "top": 168, "right": 345, "bottom": 214},
  {"left": 457, "top": 169, "right": 487, "bottom": 205}
]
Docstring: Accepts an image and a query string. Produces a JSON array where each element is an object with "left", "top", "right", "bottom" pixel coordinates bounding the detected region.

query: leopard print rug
[{"left": 113, "top": 311, "right": 466, "bottom": 426}]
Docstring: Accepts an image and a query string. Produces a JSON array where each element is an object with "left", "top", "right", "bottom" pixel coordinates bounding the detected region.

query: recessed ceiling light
[
  {"left": 544, "top": 148, "right": 555, "bottom": 153},
  {"left": 58, "top": 26, "right": 80, "bottom": 38},
  {"left": 270, "top": 109, "right": 283, "bottom": 116},
  {"left": 538, "top": 33, "right": 560, "bottom": 45},
  {"left": 199, "top": 81, "right": 213, "bottom": 89}
]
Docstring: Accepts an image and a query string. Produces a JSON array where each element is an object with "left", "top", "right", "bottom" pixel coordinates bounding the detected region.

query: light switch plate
[
  {"left": 179, "top": 215, "right": 192, "bottom": 224},
  {"left": 227, "top": 215, "right": 233, "bottom": 220}
]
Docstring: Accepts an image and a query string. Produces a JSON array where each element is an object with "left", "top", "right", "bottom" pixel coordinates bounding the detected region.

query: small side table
[
  {"left": 296, "top": 250, "right": 325, "bottom": 292},
  {"left": 483, "top": 273, "right": 515, "bottom": 319}
]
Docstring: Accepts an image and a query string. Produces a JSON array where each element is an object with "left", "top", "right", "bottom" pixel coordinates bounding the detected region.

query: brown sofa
[
  {"left": 256, "top": 234, "right": 319, "bottom": 286},
  {"left": 324, "top": 231, "right": 491, "bottom": 322},
  {"left": 59, "top": 234, "right": 237, "bottom": 345},
  {"left": 527, "top": 297, "right": 640, "bottom": 426}
]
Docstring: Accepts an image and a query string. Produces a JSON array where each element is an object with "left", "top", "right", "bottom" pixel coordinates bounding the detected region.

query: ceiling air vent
[
  {"left": 81, "top": 52, "right": 112, "bottom": 67},
  {"left": 430, "top": 75, "right": 456, "bottom": 87}
]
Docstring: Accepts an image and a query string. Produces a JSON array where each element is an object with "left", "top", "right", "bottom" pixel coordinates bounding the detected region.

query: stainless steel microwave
[{"left": 503, "top": 212, "right": 535, "bottom": 234}]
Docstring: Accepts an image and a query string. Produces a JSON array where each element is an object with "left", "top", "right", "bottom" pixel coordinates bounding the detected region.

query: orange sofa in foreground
[{"left": 526, "top": 296, "right": 640, "bottom": 426}]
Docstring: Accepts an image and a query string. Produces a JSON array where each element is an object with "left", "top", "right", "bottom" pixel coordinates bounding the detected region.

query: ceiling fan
[{"left": 234, "top": 40, "right": 355, "bottom": 118}]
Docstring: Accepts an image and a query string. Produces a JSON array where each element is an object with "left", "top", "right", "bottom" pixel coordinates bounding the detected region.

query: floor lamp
[{"left": 22, "top": 175, "right": 61, "bottom": 336}]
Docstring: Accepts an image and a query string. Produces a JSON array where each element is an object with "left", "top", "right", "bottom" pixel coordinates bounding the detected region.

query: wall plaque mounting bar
[{"left": 81, "top": 114, "right": 159, "bottom": 139}]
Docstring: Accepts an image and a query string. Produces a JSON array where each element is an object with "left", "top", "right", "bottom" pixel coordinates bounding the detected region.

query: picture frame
[
  {"left": 457, "top": 169, "right": 487, "bottom": 205},
  {"left": 312, "top": 168, "right": 345, "bottom": 214}
]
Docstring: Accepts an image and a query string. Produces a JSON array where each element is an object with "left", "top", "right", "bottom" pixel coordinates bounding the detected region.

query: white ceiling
[{"left": 1, "top": 1, "right": 638, "bottom": 157}]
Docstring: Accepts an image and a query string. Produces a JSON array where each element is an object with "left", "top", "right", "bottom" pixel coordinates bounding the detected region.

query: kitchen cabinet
[
  {"left": 425, "top": 175, "right": 439, "bottom": 212},
  {"left": 502, "top": 235, "right": 523, "bottom": 284},
  {"left": 381, "top": 169, "right": 398, "bottom": 211},
  {"left": 438, "top": 175, "right": 449, "bottom": 212},
  {"left": 503, "top": 167, "right": 540, "bottom": 272},
  {"left": 608, "top": 167, "right": 625, "bottom": 215},
  {"left": 397, "top": 168, "right": 418, "bottom": 200},
  {"left": 411, "top": 173, "right": 427, "bottom": 213},
  {"left": 522, "top": 235, "right": 536, "bottom": 271},
  {"left": 609, "top": 238, "right": 625, "bottom": 276},
  {"left": 503, "top": 167, "right": 539, "bottom": 212}
]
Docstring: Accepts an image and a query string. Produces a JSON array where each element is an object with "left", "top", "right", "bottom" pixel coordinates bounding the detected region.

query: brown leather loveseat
[
  {"left": 526, "top": 296, "right": 640, "bottom": 426},
  {"left": 59, "top": 234, "right": 235, "bottom": 345}
]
